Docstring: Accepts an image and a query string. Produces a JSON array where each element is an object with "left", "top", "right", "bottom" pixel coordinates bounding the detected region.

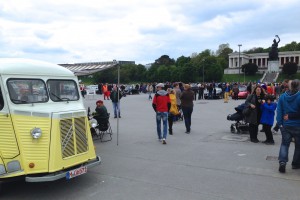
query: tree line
[{"left": 85, "top": 41, "right": 299, "bottom": 83}]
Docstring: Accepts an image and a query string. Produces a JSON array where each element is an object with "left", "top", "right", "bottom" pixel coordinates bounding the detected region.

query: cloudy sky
[{"left": 0, "top": 0, "right": 300, "bottom": 65}]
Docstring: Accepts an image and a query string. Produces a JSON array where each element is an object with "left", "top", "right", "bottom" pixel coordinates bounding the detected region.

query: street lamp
[
  {"left": 202, "top": 59, "right": 205, "bottom": 83},
  {"left": 238, "top": 44, "right": 242, "bottom": 80}
]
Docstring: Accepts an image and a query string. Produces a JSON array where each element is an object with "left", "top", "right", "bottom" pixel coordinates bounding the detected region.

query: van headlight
[
  {"left": 90, "top": 119, "right": 98, "bottom": 128},
  {"left": 31, "top": 128, "right": 42, "bottom": 139}
]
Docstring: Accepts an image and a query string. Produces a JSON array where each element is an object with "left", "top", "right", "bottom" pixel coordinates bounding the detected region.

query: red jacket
[{"left": 152, "top": 90, "right": 171, "bottom": 112}]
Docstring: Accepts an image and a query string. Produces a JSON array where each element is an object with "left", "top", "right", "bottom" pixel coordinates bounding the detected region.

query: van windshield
[
  {"left": 47, "top": 80, "right": 79, "bottom": 102},
  {"left": 7, "top": 79, "right": 48, "bottom": 104}
]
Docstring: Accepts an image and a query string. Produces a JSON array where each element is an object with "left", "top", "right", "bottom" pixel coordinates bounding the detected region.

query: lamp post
[
  {"left": 238, "top": 44, "right": 242, "bottom": 81},
  {"left": 202, "top": 59, "right": 205, "bottom": 83}
]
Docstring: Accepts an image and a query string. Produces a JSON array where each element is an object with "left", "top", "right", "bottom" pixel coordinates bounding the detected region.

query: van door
[{"left": 0, "top": 78, "right": 20, "bottom": 159}]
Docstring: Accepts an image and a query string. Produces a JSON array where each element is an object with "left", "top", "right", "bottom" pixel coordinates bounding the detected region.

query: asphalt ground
[{"left": 2, "top": 93, "right": 300, "bottom": 200}]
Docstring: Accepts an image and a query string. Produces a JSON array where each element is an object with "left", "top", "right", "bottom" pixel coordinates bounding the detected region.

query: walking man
[
  {"left": 152, "top": 83, "right": 170, "bottom": 144},
  {"left": 110, "top": 85, "right": 122, "bottom": 118}
]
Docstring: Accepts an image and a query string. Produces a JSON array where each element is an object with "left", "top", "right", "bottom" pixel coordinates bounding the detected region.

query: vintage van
[{"left": 0, "top": 58, "right": 100, "bottom": 182}]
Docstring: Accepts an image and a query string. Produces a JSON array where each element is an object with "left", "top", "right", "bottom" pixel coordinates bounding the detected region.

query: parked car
[
  {"left": 237, "top": 85, "right": 249, "bottom": 99},
  {"left": 231, "top": 85, "right": 249, "bottom": 99},
  {"left": 124, "top": 85, "right": 139, "bottom": 95},
  {"left": 204, "top": 87, "right": 223, "bottom": 99}
]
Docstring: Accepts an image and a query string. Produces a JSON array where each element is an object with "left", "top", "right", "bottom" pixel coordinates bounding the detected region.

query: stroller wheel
[{"left": 230, "top": 125, "right": 236, "bottom": 133}]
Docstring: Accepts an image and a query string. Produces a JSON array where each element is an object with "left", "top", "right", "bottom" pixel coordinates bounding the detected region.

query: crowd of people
[{"left": 92, "top": 79, "right": 300, "bottom": 174}]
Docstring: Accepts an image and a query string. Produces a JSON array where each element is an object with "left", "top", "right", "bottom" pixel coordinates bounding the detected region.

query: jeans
[
  {"left": 278, "top": 126, "right": 300, "bottom": 165},
  {"left": 112, "top": 102, "right": 120, "bottom": 117},
  {"left": 156, "top": 112, "right": 168, "bottom": 139},
  {"left": 182, "top": 106, "right": 193, "bottom": 132}
]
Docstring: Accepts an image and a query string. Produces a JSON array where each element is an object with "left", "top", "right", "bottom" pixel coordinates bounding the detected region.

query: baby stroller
[{"left": 227, "top": 103, "right": 249, "bottom": 134}]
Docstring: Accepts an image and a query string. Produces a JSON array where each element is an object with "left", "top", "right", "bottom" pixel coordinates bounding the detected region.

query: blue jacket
[
  {"left": 260, "top": 103, "right": 277, "bottom": 126},
  {"left": 276, "top": 91, "right": 300, "bottom": 126}
]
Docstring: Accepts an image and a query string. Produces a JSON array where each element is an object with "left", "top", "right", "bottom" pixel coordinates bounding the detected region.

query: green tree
[
  {"left": 241, "top": 63, "right": 258, "bottom": 75},
  {"left": 145, "top": 64, "right": 159, "bottom": 82},
  {"left": 154, "top": 55, "right": 175, "bottom": 66},
  {"left": 202, "top": 56, "right": 223, "bottom": 82},
  {"left": 179, "top": 63, "right": 196, "bottom": 82},
  {"left": 217, "top": 45, "right": 233, "bottom": 69},
  {"left": 176, "top": 55, "right": 191, "bottom": 67},
  {"left": 282, "top": 62, "right": 298, "bottom": 75}
]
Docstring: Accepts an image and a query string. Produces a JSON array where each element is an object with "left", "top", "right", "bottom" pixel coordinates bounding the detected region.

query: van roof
[{"left": 0, "top": 58, "right": 74, "bottom": 76}]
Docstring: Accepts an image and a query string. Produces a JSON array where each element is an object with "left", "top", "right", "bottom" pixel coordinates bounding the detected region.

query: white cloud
[{"left": 0, "top": 0, "right": 300, "bottom": 64}]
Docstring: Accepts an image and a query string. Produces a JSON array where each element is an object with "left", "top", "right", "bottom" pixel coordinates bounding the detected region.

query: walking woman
[
  {"left": 180, "top": 84, "right": 194, "bottom": 133},
  {"left": 167, "top": 88, "right": 178, "bottom": 135},
  {"left": 244, "top": 85, "right": 266, "bottom": 143}
]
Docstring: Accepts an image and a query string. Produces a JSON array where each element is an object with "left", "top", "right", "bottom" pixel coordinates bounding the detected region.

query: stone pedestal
[{"left": 268, "top": 60, "right": 280, "bottom": 72}]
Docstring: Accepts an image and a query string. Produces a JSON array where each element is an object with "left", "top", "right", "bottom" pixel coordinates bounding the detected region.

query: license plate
[{"left": 66, "top": 166, "right": 87, "bottom": 180}]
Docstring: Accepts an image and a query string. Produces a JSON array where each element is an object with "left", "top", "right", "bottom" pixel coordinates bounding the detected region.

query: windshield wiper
[{"left": 50, "top": 92, "right": 63, "bottom": 101}]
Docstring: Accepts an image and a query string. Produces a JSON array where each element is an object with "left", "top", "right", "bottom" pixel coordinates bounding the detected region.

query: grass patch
[
  {"left": 277, "top": 73, "right": 300, "bottom": 82},
  {"left": 222, "top": 74, "right": 263, "bottom": 83}
]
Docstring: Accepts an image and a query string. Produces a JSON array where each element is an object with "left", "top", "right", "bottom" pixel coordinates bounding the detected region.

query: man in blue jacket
[{"left": 276, "top": 79, "right": 300, "bottom": 173}]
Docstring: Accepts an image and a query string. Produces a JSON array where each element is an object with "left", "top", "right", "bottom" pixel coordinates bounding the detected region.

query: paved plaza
[{"left": 2, "top": 93, "right": 300, "bottom": 200}]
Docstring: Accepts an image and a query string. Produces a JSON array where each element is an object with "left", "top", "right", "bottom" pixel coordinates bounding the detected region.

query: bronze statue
[{"left": 269, "top": 35, "right": 280, "bottom": 61}]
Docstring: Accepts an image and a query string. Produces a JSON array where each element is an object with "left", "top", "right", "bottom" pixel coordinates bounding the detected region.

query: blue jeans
[
  {"left": 156, "top": 112, "right": 168, "bottom": 140},
  {"left": 182, "top": 106, "right": 193, "bottom": 132},
  {"left": 278, "top": 126, "right": 300, "bottom": 165},
  {"left": 112, "top": 102, "right": 120, "bottom": 117}
]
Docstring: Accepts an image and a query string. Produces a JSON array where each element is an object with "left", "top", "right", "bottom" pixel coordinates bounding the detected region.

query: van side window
[{"left": 0, "top": 86, "right": 4, "bottom": 110}]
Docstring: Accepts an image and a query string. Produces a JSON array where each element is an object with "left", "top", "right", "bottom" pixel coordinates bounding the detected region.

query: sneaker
[
  {"left": 162, "top": 139, "right": 167, "bottom": 144},
  {"left": 272, "top": 130, "right": 278, "bottom": 135},
  {"left": 279, "top": 162, "right": 286, "bottom": 173}
]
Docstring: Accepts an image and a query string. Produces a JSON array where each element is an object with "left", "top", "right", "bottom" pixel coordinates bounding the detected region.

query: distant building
[
  {"left": 59, "top": 60, "right": 135, "bottom": 76},
  {"left": 144, "top": 63, "right": 153, "bottom": 68},
  {"left": 224, "top": 51, "right": 300, "bottom": 74}
]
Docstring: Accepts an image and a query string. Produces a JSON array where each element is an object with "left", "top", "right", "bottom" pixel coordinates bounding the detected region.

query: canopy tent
[{"left": 59, "top": 62, "right": 119, "bottom": 76}]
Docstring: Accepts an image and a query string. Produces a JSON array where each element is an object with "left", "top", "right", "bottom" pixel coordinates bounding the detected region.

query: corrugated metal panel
[
  {"left": 0, "top": 114, "right": 19, "bottom": 158},
  {"left": 13, "top": 115, "right": 50, "bottom": 162}
]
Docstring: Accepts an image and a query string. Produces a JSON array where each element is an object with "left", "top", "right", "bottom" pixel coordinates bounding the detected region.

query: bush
[
  {"left": 241, "top": 63, "right": 258, "bottom": 75},
  {"left": 282, "top": 62, "right": 298, "bottom": 75}
]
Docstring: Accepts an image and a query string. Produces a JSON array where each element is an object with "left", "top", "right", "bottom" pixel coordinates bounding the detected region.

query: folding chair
[{"left": 93, "top": 115, "right": 112, "bottom": 142}]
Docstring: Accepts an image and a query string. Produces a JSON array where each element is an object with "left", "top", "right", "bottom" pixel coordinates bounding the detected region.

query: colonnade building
[{"left": 224, "top": 51, "right": 300, "bottom": 74}]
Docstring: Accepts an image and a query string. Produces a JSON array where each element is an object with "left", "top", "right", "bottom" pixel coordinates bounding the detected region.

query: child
[{"left": 260, "top": 95, "right": 277, "bottom": 144}]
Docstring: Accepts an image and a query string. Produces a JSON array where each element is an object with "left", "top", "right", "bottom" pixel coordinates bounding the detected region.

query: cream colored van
[{"left": 0, "top": 58, "right": 100, "bottom": 182}]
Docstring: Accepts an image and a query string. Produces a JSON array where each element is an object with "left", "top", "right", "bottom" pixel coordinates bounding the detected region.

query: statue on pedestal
[{"left": 269, "top": 35, "right": 280, "bottom": 61}]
